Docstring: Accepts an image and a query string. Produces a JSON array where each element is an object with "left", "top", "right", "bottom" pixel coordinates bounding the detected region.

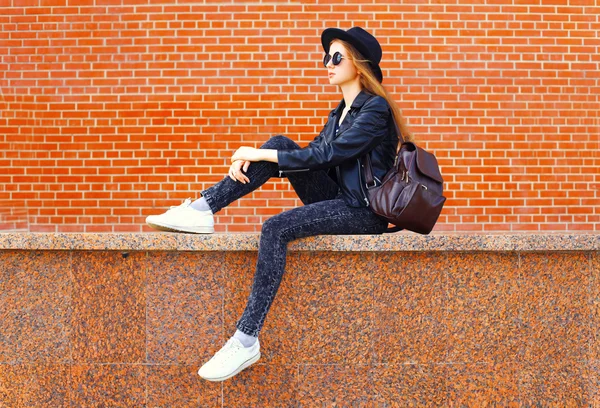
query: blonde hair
[{"left": 332, "top": 39, "right": 415, "bottom": 143}]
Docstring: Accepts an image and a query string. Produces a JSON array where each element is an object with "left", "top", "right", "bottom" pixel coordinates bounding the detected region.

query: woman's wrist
[{"left": 261, "top": 149, "right": 278, "bottom": 163}]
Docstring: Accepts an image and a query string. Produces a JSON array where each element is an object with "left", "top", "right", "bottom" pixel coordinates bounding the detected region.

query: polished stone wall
[{"left": 0, "top": 233, "right": 598, "bottom": 406}]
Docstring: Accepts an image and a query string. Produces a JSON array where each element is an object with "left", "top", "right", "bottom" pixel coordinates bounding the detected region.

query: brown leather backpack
[{"left": 362, "top": 119, "right": 446, "bottom": 234}]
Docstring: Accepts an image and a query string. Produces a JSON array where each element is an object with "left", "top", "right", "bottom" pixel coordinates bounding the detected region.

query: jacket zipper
[
  {"left": 357, "top": 158, "right": 369, "bottom": 206},
  {"left": 279, "top": 132, "right": 333, "bottom": 177},
  {"left": 279, "top": 168, "right": 310, "bottom": 177}
]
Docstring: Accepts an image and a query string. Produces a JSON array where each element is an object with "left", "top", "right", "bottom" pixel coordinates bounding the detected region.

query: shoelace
[
  {"left": 213, "top": 339, "right": 243, "bottom": 363},
  {"left": 167, "top": 198, "right": 192, "bottom": 211}
]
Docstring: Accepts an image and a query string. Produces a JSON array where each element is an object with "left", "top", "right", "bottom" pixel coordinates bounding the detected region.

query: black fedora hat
[{"left": 321, "top": 26, "right": 383, "bottom": 83}]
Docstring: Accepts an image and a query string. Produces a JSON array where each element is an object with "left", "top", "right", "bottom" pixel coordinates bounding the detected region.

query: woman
[{"left": 145, "top": 26, "right": 413, "bottom": 382}]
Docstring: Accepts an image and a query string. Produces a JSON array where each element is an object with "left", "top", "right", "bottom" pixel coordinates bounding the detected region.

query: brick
[{"left": 2, "top": 7, "right": 596, "bottom": 233}]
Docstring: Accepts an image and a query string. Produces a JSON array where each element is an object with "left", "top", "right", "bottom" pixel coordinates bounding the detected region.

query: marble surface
[
  {"left": 146, "top": 252, "right": 224, "bottom": 365},
  {"left": 0, "top": 231, "right": 599, "bottom": 251},
  {"left": 0, "top": 251, "right": 71, "bottom": 363},
  {"left": 0, "top": 363, "right": 71, "bottom": 407},
  {"left": 70, "top": 251, "right": 146, "bottom": 364},
  {"left": 147, "top": 365, "right": 220, "bottom": 407},
  {"left": 0, "top": 239, "right": 598, "bottom": 406},
  {"left": 70, "top": 364, "right": 146, "bottom": 407}
]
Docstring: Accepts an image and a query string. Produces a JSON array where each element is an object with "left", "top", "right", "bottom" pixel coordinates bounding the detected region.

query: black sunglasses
[{"left": 323, "top": 51, "right": 345, "bottom": 67}]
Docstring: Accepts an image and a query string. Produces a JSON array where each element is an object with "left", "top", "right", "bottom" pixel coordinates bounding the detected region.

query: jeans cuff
[
  {"left": 236, "top": 321, "right": 260, "bottom": 337},
  {"left": 200, "top": 188, "right": 219, "bottom": 214}
]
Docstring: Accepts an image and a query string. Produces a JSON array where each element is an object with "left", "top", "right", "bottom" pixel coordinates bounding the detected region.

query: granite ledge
[{"left": 0, "top": 232, "right": 598, "bottom": 252}]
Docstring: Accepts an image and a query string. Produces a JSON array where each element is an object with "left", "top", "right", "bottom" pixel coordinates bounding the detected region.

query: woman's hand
[
  {"left": 228, "top": 160, "right": 251, "bottom": 184},
  {"left": 231, "top": 146, "right": 263, "bottom": 163}
]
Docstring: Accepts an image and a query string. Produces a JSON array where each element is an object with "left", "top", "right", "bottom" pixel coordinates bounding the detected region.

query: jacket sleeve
[
  {"left": 277, "top": 96, "right": 390, "bottom": 171},
  {"left": 305, "top": 110, "right": 335, "bottom": 150},
  {"left": 306, "top": 129, "right": 325, "bottom": 150}
]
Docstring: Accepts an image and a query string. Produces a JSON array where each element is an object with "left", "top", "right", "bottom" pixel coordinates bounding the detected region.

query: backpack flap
[{"left": 415, "top": 146, "right": 443, "bottom": 183}]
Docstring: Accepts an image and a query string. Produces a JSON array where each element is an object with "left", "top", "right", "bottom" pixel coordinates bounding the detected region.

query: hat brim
[
  {"left": 321, "top": 28, "right": 383, "bottom": 83},
  {"left": 372, "top": 64, "right": 383, "bottom": 83}
]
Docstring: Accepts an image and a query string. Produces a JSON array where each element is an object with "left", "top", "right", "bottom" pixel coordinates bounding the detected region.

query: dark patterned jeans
[{"left": 200, "top": 135, "right": 389, "bottom": 337}]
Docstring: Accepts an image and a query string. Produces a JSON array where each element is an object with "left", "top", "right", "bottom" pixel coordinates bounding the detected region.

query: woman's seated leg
[{"left": 145, "top": 135, "right": 306, "bottom": 233}]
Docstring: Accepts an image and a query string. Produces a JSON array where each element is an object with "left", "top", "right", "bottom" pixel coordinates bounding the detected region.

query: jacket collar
[
  {"left": 326, "top": 90, "right": 375, "bottom": 141},
  {"left": 331, "top": 89, "right": 374, "bottom": 117}
]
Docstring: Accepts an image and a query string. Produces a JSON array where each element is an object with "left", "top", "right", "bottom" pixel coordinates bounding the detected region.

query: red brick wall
[{"left": 1, "top": 1, "right": 599, "bottom": 233}]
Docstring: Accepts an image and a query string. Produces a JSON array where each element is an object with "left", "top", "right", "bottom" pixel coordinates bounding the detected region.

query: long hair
[{"left": 332, "top": 39, "right": 415, "bottom": 143}]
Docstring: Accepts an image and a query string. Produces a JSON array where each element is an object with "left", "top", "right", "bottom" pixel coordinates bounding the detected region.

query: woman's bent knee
[
  {"left": 261, "top": 135, "right": 300, "bottom": 150},
  {"left": 261, "top": 213, "right": 289, "bottom": 237}
]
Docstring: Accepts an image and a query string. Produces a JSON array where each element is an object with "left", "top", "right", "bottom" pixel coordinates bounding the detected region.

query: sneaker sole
[
  {"left": 199, "top": 351, "right": 261, "bottom": 382},
  {"left": 146, "top": 221, "right": 214, "bottom": 234}
]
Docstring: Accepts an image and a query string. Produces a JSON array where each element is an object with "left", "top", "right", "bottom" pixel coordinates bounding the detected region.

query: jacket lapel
[
  {"left": 336, "top": 117, "right": 353, "bottom": 135},
  {"left": 325, "top": 104, "right": 343, "bottom": 143},
  {"left": 330, "top": 90, "right": 374, "bottom": 141}
]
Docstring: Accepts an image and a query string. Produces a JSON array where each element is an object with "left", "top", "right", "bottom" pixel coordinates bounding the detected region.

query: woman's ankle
[{"left": 190, "top": 196, "right": 212, "bottom": 212}]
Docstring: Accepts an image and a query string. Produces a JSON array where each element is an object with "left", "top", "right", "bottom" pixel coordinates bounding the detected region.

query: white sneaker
[
  {"left": 146, "top": 198, "right": 214, "bottom": 234},
  {"left": 198, "top": 337, "right": 261, "bottom": 382}
]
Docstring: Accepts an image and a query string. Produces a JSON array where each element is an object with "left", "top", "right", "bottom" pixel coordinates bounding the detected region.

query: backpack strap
[
  {"left": 362, "top": 112, "right": 407, "bottom": 233},
  {"left": 390, "top": 112, "right": 404, "bottom": 152},
  {"left": 363, "top": 149, "right": 376, "bottom": 187},
  {"left": 362, "top": 111, "right": 404, "bottom": 187}
]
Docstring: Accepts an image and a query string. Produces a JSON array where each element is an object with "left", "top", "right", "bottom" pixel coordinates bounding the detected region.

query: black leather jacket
[{"left": 277, "top": 90, "right": 399, "bottom": 208}]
